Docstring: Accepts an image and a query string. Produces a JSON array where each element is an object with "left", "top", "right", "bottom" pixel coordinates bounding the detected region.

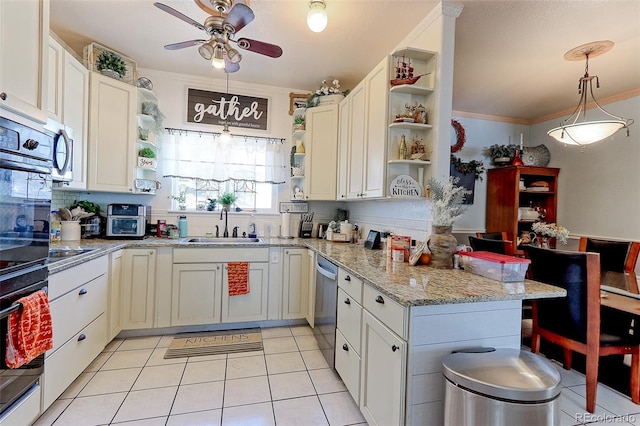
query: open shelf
[{"left": 388, "top": 159, "right": 431, "bottom": 165}]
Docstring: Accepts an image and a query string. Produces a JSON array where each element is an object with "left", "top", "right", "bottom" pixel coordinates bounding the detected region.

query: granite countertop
[{"left": 47, "top": 236, "right": 566, "bottom": 307}]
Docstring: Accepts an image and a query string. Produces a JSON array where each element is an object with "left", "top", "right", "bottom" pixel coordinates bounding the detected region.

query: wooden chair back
[
  {"left": 578, "top": 237, "right": 640, "bottom": 272},
  {"left": 468, "top": 236, "right": 514, "bottom": 256}
]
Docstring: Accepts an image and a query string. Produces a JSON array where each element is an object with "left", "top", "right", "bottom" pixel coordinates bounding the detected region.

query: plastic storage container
[
  {"left": 442, "top": 348, "right": 562, "bottom": 426},
  {"left": 459, "top": 251, "right": 530, "bottom": 282}
]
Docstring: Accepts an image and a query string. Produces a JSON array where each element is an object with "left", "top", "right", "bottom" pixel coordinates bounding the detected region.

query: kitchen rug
[{"left": 164, "top": 328, "right": 262, "bottom": 359}]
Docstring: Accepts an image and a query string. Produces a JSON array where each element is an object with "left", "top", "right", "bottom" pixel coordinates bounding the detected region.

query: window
[{"left": 162, "top": 129, "right": 286, "bottom": 213}]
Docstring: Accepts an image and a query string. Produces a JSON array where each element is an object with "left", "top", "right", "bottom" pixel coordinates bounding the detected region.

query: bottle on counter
[{"left": 178, "top": 215, "right": 188, "bottom": 238}]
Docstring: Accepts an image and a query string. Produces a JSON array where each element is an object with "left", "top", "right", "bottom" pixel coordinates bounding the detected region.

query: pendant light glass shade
[
  {"left": 307, "top": 0, "right": 327, "bottom": 33},
  {"left": 211, "top": 44, "right": 225, "bottom": 69},
  {"left": 547, "top": 41, "right": 633, "bottom": 147}
]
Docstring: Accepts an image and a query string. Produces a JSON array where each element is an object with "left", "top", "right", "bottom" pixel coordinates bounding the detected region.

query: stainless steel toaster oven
[{"left": 106, "top": 204, "right": 146, "bottom": 239}]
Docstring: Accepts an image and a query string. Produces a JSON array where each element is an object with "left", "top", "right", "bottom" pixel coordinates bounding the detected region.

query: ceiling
[{"left": 50, "top": 0, "right": 640, "bottom": 123}]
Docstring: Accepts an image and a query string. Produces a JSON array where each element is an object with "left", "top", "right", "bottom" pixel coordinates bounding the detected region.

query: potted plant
[
  {"left": 218, "top": 192, "right": 237, "bottom": 211},
  {"left": 484, "top": 144, "right": 519, "bottom": 165},
  {"left": 307, "top": 79, "right": 349, "bottom": 108},
  {"left": 138, "top": 147, "right": 156, "bottom": 158},
  {"left": 96, "top": 50, "right": 127, "bottom": 79},
  {"left": 293, "top": 114, "right": 305, "bottom": 131}
]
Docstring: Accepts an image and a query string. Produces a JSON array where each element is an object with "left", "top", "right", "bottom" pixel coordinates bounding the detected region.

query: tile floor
[{"left": 33, "top": 324, "right": 640, "bottom": 426}]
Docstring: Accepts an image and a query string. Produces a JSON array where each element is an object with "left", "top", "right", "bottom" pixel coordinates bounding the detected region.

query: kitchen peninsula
[{"left": 46, "top": 237, "right": 564, "bottom": 425}]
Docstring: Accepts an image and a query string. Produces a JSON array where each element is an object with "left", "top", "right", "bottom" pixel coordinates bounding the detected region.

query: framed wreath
[{"left": 451, "top": 119, "right": 466, "bottom": 153}]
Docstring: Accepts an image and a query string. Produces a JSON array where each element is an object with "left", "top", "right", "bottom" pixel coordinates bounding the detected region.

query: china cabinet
[
  {"left": 486, "top": 166, "right": 560, "bottom": 255},
  {"left": 386, "top": 48, "right": 437, "bottom": 198}
]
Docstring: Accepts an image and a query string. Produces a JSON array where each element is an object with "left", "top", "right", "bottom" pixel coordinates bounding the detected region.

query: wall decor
[
  {"left": 451, "top": 119, "right": 466, "bottom": 153},
  {"left": 187, "top": 88, "right": 269, "bottom": 130},
  {"left": 522, "top": 144, "right": 551, "bottom": 167},
  {"left": 289, "top": 92, "right": 311, "bottom": 115},
  {"left": 389, "top": 175, "right": 422, "bottom": 198}
]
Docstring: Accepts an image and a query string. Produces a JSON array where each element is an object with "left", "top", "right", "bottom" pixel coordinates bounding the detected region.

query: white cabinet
[
  {"left": 121, "top": 249, "right": 156, "bottom": 329},
  {"left": 0, "top": 0, "right": 49, "bottom": 123},
  {"left": 172, "top": 263, "right": 223, "bottom": 326},
  {"left": 345, "top": 57, "right": 389, "bottom": 199},
  {"left": 336, "top": 98, "right": 350, "bottom": 200},
  {"left": 305, "top": 249, "right": 316, "bottom": 327},
  {"left": 360, "top": 310, "right": 406, "bottom": 426},
  {"left": 87, "top": 72, "right": 137, "bottom": 192},
  {"left": 222, "top": 262, "right": 269, "bottom": 323},
  {"left": 107, "top": 249, "right": 123, "bottom": 341},
  {"left": 304, "top": 104, "right": 339, "bottom": 200},
  {"left": 282, "top": 248, "right": 309, "bottom": 320},
  {"left": 47, "top": 35, "right": 90, "bottom": 190},
  {"left": 386, "top": 48, "right": 437, "bottom": 198},
  {"left": 44, "top": 256, "right": 108, "bottom": 410}
]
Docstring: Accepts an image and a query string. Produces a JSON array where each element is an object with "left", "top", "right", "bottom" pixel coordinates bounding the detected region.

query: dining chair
[
  {"left": 578, "top": 237, "right": 640, "bottom": 273},
  {"left": 468, "top": 236, "right": 515, "bottom": 256},
  {"left": 475, "top": 231, "right": 508, "bottom": 241},
  {"left": 526, "top": 246, "right": 640, "bottom": 413}
]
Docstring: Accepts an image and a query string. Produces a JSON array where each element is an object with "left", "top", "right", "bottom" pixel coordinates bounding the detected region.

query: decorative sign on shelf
[
  {"left": 187, "top": 88, "right": 269, "bottom": 130},
  {"left": 389, "top": 175, "right": 422, "bottom": 197}
]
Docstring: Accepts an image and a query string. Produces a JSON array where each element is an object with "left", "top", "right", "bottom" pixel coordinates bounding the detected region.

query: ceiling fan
[{"left": 154, "top": 0, "right": 283, "bottom": 73}]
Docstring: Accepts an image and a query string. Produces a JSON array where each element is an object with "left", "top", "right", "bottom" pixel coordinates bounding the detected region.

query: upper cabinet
[
  {"left": 0, "top": 0, "right": 49, "bottom": 123},
  {"left": 386, "top": 48, "right": 437, "bottom": 199},
  {"left": 47, "top": 36, "right": 90, "bottom": 190},
  {"left": 304, "top": 104, "right": 339, "bottom": 200}
]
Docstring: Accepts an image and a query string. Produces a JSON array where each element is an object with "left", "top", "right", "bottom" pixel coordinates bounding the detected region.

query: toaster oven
[{"left": 106, "top": 204, "right": 147, "bottom": 239}]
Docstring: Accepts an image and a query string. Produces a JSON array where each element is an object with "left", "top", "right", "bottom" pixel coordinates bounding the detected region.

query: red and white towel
[
  {"left": 228, "top": 262, "right": 250, "bottom": 296},
  {"left": 5, "top": 290, "right": 53, "bottom": 369}
]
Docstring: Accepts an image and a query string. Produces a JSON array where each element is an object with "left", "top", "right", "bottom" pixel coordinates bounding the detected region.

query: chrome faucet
[
  {"left": 215, "top": 225, "right": 219, "bottom": 238},
  {"left": 220, "top": 208, "right": 229, "bottom": 237}
]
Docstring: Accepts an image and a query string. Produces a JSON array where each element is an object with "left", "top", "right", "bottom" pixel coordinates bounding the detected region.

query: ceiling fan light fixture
[
  {"left": 198, "top": 42, "right": 214, "bottom": 60},
  {"left": 307, "top": 0, "right": 327, "bottom": 33},
  {"left": 547, "top": 40, "right": 634, "bottom": 147},
  {"left": 212, "top": 44, "right": 226, "bottom": 69}
]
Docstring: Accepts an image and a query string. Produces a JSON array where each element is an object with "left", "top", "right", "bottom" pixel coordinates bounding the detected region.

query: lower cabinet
[
  {"left": 44, "top": 255, "right": 108, "bottom": 410},
  {"left": 282, "top": 248, "right": 309, "bottom": 320},
  {"left": 360, "top": 310, "right": 407, "bottom": 426},
  {"left": 121, "top": 248, "right": 156, "bottom": 330},
  {"left": 222, "top": 262, "right": 269, "bottom": 323},
  {"left": 107, "top": 249, "right": 123, "bottom": 341},
  {"left": 171, "top": 263, "right": 223, "bottom": 326}
]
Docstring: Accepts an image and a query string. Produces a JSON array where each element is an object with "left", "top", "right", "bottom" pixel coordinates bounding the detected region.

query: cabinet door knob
[
  {"left": 341, "top": 195, "right": 345, "bottom": 198},
  {"left": 344, "top": 275, "right": 351, "bottom": 281},
  {"left": 149, "top": 251, "right": 153, "bottom": 255},
  {"left": 0, "top": 92, "right": 6, "bottom": 101},
  {"left": 78, "top": 288, "right": 87, "bottom": 295},
  {"left": 285, "top": 250, "right": 289, "bottom": 255},
  {"left": 375, "top": 295, "right": 384, "bottom": 304},
  {"left": 344, "top": 298, "right": 351, "bottom": 305},
  {"left": 78, "top": 334, "right": 87, "bottom": 342},
  {"left": 342, "top": 343, "right": 349, "bottom": 351},
  {"left": 391, "top": 344, "right": 399, "bottom": 352}
]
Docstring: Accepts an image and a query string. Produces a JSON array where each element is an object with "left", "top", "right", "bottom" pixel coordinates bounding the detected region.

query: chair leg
[
  {"left": 631, "top": 353, "right": 640, "bottom": 405},
  {"left": 585, "top": 355, "right": 599, "bottom": 413},
  {"left": 563, "top": 348, "right": 573, "bottom": 370}
]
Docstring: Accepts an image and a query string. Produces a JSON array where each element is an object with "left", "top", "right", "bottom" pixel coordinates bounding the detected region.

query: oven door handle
[
  {"left": 0, "top": 159, "right": 51, "bottom": 175},
  {"left": 0, "top": 285, "right": 48, "bottom": 320}
]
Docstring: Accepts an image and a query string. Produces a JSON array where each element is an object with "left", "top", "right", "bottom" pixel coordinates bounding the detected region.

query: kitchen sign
[
  {"left": 389, "top": 175, "right": 422, "bottom": 197},
  {"left": 187, "top": 88, "right": 269, "bottom": 130}
]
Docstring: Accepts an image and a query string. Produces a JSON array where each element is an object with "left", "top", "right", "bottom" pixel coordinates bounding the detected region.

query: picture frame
[{"left": 289, "top": 92, "right": 311, "bottom": 115}]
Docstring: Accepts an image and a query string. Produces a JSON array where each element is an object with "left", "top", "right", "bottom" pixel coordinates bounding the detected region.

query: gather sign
[{"left": 186, "top": 88, "right": 269, "bottom": 130}]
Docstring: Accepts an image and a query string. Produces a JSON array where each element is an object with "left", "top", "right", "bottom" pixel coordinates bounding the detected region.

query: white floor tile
[
  {"left": 172, "top": 381, "right": 225, "bottom": 415},
  {"left": 261, "top": 326, "right": 293, "bottom": 339},
  {"left": 295, "top": 334, "right": 320, "bottom": 350},
  {"left": 221, "top": 402, "right": 275, "bottom": 426},
  {"left": 112, "top": 386, "right": 178, "bottom": 423},
  {"left": 273, "top": 396, "right": 329, "bottom": 426},
  {"left": 301, "top": 349, "right": 330, "bottom": 370},
  {"left": 187, "top": 353, "right": 228, "bottom": 362},
  {"left": 290, "top": 325, "right": 314, "bottom": 336},
  {"left": 157, "top": 335, "right": 175, "bottom": 348},
  {"left": 146, "top": 347, "right": 188, "bottom": 367},
  {"left": 84, "top": 351, "right": 112, "bottom": 372},
  {"left": 133, "top": 363, "right": 185, "bottom": 390},
  {"left": 104, "top": 338, "right": 124, "bottom": 352},
  {"left": 309, "top": 368, "right": 347, "bottom": 394},
  {"left": 269, "top": 371, "right": 316, "bottom": 400},
  {"left": 569, "top": 383, "right": 640, "bottom": 417},
  {"left": 182, "top": 358, "right": 226, "bottom": 384},
  {"left": 262, "top": 336, "right": 298, "bottom": 354},
  {"left": 227, "top": 350, "right": 264, "bottom": 359},
  {"left": 265, "top": 352, "right": 306, "bottom": 374},
  {"left": 54, "top": 392, "right": 127, "bottom": 425},
  {"left": 112, "top": 416, "right": 169, "bottom": 425},
  {"left": 167, "top": 409, "right": 222, "bottom": 426},
  {"left": 319, "top": 391, "right": 366, "bottom": 426},
  {"left": 59, "top": 372, "right": 94, "bottom": 399},
  {"left": 226, "top": 355, "right": 267, "bottom": 379},
  {"left": 224, "top": 376, "right": 271, "bottom": 407},
  {"left": 101, "top": 348, "right": 153, "bottom": 370},
  {"left": 560, "top": 387, "right": 616, "bottom": 423},
  {"left": 118, "top": 336, "right": 162, "bottom": 351},
  {"left": 78, "top": 367, "right": 141, "bottom": 397},
  {"left": 32, "top": 399, "right": 72, "bottom": 426}
]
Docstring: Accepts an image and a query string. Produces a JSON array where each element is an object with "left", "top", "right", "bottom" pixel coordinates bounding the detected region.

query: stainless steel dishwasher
[{"left": 313, "top": 255, "right": 338, "bottom": 368}]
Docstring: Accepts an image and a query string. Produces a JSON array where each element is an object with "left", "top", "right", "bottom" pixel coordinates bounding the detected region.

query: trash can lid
[{"left": 442, "top": 348, "right": 562, "bottom": 402}]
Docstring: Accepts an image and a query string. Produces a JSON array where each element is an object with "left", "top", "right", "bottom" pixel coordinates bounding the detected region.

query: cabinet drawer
[
  {"left": 48, "top": 255, "right": 108, "bottom": 300},
  {"left": 363, "top": 285, "right": 407, "bottom": 339},
  {"left": 337, "top": 288, "right": 362, "bottom": 354},
  {"left": 49, "top": 273, "right": 107, "bottom": 352},
  {"left": 173, "top": 248, "right": 269, "bottom": 263},
  {"left": 42, "top": 314, "right": 106, "bottom": 409},
  {"left": 0, "top": 383, "right": 40, "bottom": 426},
  {"left": 338, "top": 268, "right": 363, "bottom": 303},
  {"left": 335, "top": 329, "right": 361, "bottom": 404}
]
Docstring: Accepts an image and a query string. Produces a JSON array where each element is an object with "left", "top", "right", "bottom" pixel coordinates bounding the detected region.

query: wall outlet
[{"left": 271, "top": 252, "right": 279, "bottom": 264}]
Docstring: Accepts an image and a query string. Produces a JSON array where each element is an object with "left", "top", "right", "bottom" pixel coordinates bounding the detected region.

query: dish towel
[
  {"left": 228, "top": 262, "right": 250, "bottom": 296},
  {"left": 5, "top": 290, "right": 53, "bottom": 369}
]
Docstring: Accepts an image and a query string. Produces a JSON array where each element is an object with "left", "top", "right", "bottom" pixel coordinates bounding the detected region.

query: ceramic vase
[{"left": 427, "top": 226, "right": 457, "bottom": 269}]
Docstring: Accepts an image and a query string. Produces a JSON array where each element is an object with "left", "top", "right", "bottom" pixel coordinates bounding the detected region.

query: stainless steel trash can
[{"left": 442, "top": 347, "right": 562, "bottom": 426}]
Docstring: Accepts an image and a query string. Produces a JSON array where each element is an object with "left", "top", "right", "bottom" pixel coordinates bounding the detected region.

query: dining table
[{"left": 600, "top": 271, "right": 640, "bottom": 315}]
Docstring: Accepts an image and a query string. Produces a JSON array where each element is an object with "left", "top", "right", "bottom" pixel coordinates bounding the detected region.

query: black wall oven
[{"left": 0, "top": 116, "right": 51, "bottom": 416}]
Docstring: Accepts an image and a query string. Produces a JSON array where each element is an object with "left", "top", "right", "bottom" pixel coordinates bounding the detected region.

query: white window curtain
[{"left": 162, "top": 129, "right": 287, "bottom": 184}]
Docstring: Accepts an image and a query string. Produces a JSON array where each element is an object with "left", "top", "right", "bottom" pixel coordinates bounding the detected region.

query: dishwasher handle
[{"left": 316, "top": 262, "right": 337, "bottom": 281}]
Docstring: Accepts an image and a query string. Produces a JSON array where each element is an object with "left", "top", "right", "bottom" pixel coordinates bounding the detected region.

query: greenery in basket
[
  {"left": 138, "top": 147, "right": 156, "bottom": 158},
  {"left": 450, "top": 154, "right": 485, "bottom": 181},
  {"left": 217, "top": 192, "right": 237, "bottom": 208},
  {"left": 293, "top": 115, "right": 305, "bottom": 125},
  {"left": 483, "top": 144, "right": 519, "bottom": 162},
  {"left": 96, "top": 50, "right": 127, "bottom": 78}
]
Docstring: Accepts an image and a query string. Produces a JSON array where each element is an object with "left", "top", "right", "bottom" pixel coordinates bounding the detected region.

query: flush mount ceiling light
[
  {"left": 307, "top": 0, "right": 327, "bottom": 33},
  {"left": 547, "top": 40, "right": 634, "bottom": 147}
]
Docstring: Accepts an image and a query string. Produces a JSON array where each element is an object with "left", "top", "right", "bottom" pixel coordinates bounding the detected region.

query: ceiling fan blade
[
  {"left": 235, "top": 38, "right": 283, "bottom": 58},
  {"left": 154, "top": 2, "right": 206, "bottom": 32},
  {"left": 223, "top": 3, "right": 255, "bottom": 34},
  {"left": 164, "top": 40, "right": 206, "bottom": 50},
  {"left": 224, "top": 57, "right": 240, "bottom": 73}
]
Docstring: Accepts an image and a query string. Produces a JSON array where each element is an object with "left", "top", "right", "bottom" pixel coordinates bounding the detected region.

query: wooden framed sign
[{"left": 187, "top": 88, "right": 269, "bottom": 130}]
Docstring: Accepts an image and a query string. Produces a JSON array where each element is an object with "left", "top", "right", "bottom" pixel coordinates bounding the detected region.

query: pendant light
[
  {"left": 307, "top": 0, "right": 327, "bottom": 33},
  {"left": 547, "top": 40, "right": 634, "bottom": 147},
  {"left": 219, "top": 73, "right": 232, "bottom": 143}
]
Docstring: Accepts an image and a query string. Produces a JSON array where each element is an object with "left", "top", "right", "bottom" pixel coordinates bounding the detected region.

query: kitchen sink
[{"left": 183, "top": 237, "right": 263, "bottom": 244}]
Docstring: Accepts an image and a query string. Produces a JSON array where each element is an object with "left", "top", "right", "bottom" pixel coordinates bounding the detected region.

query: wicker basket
[{"left": 83, "top": 42, "right": 137, "bottom": 85}]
